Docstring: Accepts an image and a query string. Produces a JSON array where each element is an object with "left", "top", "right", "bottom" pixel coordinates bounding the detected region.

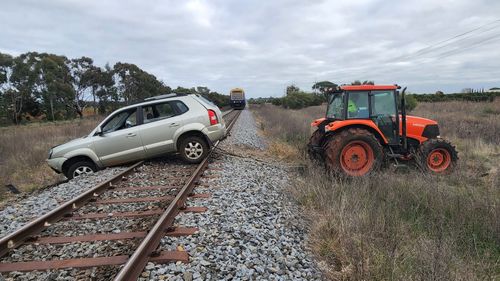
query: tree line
[
  {"left": 250, "top": 79, "right": 499, "bottom": 111},
  {"left": 411, "top": 91, "right": 499, "bottom": 102},
  {"left": 248, "top": 82, "right": 335, "bottom": 109},
  {"left": 248, "top": 80, "right": 420, "bottom": 110},
  {"left": 0, "top": 52, "right": 229, "bottom": 125}
]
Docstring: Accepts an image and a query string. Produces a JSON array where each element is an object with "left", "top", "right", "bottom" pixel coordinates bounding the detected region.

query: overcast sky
[{"left": 1, "top": 0, "right": 500, "bottom": 97}]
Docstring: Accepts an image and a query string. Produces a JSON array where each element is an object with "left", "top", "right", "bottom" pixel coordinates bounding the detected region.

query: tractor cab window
[
  {"left": 347, "top": 91, "right": 369, "bottom": 119},
  {"left": 326, "top": 93, "right": 345, "bottom": 119},
  {"left": 371, "top": 91, "right": 397, "bottom": 116},
  {"left": 370, "top": 91, "right": 398, "bottom": 144}
]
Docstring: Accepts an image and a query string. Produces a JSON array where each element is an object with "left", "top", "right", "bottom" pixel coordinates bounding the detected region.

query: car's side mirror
[{"left": 95, "top": 127, "right": 103, "bottom": 136}]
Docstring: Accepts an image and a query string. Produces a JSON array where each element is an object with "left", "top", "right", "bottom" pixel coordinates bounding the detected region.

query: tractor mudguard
[
  {"left": 311, "top": 117, "right": 336, "bottom": 134},
  {"left": 324, "top": 119, "right": 389, "bottom": 144}
]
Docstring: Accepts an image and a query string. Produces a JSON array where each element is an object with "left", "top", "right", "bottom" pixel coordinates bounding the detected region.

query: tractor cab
[
  {"left": 325, "top": 85, "right": 400, "bottom": 146},
  {"left": 309, "top": 84, "right": 458, "bottom": 176}
]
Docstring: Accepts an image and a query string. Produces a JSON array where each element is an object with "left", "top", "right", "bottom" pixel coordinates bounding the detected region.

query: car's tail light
[{"left": 208, "top": 110, "right": 218, "bottom": 125}]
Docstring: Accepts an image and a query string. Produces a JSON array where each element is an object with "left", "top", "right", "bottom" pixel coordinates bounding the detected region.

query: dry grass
[
  {"left": 411, "top": 99, "right": 500, "bottom": 145},
  {"left": 0, "top": 117, "right": 101, "bottom": 201},
  {"left": 251, "top": 101, "right": 499, "bottom": 281}
]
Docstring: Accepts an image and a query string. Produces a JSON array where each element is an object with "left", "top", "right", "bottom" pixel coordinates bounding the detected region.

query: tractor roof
[{"left": 341, "top": 85, "right": 398, "bottom": 91}]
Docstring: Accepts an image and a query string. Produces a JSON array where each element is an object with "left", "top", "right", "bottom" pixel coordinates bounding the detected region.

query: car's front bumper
[{"left": 46, "top": 157, "right": 67, "bottom": 173}]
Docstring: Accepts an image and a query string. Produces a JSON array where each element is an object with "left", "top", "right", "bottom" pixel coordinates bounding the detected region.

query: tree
[
  {"left": 113, "top": 62, "right": 169, "bottom": 104},
  {"left": 39, "top": 54, "right": 75, "bottom": 120},
  {"left": 351, "top": 80, "right": 374, "bottom": 85},
  {"left": 195, "top": 86, "right": 210, "bottom": 95},
  {"left": 68, "top": 57, "right": 95, "bottom": 118},
  {"left": 0, "top": 51, "right": 174, "bottom": 124},
  {"left": 0, "top": 53, "right": 14, "bottom": 123},
  {"left": 404, "top": 94, "right": 418, "bottom": 111},
  {"left": 286, "top": 84, "right": 300, "bottom": 95},
  {"left": 312, "top": 81, "right": 338, "bottom": 93},
  {"left": 8, "top": 53, "right": 41, "bottom": 123}
]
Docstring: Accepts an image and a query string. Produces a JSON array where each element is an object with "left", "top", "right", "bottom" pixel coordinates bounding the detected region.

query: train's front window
[{"left": 326, "top": 93, "right": 345, "bottom": 119}]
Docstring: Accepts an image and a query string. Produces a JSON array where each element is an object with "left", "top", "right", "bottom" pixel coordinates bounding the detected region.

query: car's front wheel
[
  {"left": 179, "top": 136, "right": 209, "bottom": 164},
  {"left": 66, "top": 161, "right": 97, "bottom": 179}
]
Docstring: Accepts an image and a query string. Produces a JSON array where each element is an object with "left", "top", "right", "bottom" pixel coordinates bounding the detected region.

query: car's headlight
[{"left": 48, "top": 148, "right": 53, "bottom": 159}]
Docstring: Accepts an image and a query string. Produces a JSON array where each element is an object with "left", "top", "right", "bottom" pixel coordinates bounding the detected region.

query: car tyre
[
  {"left": 179, "top": 136, "right": 209, "bottom": 164},
  {"left": 66, "top": 160, "right": 97, "bottom": 180}
]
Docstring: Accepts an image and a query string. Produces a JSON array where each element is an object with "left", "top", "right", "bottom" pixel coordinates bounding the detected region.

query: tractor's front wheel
[
  {"left": 418, "top": 138, "right": 458, "bottom": 173},
  {"left": 323, "top": 128, "right": 383, "bottom": 176}
]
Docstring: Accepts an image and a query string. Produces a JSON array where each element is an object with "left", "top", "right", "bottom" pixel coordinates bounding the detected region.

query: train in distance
[{"left": 230, "top": 88, "right": 246, "bottom": 109}]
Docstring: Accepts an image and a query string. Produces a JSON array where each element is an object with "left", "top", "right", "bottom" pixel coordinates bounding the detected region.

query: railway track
[{"left": 0, "top": 109, "right": 241, "bottom": 280}]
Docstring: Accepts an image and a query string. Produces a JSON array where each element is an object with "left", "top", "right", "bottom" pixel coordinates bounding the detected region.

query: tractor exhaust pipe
[{"left": 401, "top": 87, "right": 408, "bottom": 152}]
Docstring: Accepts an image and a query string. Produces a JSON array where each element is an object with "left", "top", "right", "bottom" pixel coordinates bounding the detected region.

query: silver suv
[{"left": 47, "top": 94, "right": 227, "bottom": 179}]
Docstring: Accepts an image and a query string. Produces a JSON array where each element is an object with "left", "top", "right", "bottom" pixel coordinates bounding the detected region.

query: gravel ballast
[
  {"left": 143, "top": 109, "right": 322, "bottom": 280},
  {"left": 0, "top": 159, "right": 196, "bottom": 281},
  {"left": 0, "top": 109, "right": 322, "bottom": 280},
  {"left": 0, "top": 168, "right": 125, "bottom": 239}
]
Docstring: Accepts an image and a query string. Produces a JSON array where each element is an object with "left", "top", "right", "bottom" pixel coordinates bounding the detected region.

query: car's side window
[
  {"left": 102, "top": 109, "right": 137, "bottom": 133},
  {"left": 143, "top": 102, "right": 176, "bottom": 123},
  {"left": 172, "top": 100, "right": 189, "bottom": 114}
]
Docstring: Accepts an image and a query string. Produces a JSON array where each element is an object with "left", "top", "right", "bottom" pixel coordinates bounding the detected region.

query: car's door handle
[
  {"left": 169, "top": 123, "right": 180, "bottom": 127},
  {"left": 126, "top": 133, "right": 137, "bottom": 137}
]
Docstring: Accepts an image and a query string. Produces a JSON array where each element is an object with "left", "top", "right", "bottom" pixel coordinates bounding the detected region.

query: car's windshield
[{"left": 326, "top": 93, "right": 345, "bottom": 119}]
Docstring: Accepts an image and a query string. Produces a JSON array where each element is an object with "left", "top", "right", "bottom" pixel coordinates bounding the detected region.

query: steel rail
[
  {"left": 0, "top": 108, "right": 238, "bottom": 271},
  {"left": 0, "top": 161, "right": 143, "bottom": 258},
  {"left": 113, "top": 110, "right": 241, "bottom": 281}
]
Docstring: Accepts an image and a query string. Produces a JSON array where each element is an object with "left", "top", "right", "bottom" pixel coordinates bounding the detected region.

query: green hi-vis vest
[{"left": 348, "top": 99, "right": 357, "bottom": 112}]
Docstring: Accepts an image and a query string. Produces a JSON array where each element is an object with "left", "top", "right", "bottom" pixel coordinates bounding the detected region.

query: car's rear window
[
  {"left": 196, "top": 95, "right": 216, "bottom": 106},
  {"left": 173, "top": 100, "right": 189, "bottom": 114},
  {"left": 143, "top": 102, "right": 175, "bottom": 123}
]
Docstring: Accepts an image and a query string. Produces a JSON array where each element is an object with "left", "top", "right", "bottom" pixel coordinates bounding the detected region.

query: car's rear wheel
[
  {"left": 66, "top": 160, "right": 97, "bottom": 179},
  {"left": 179, "top": 136, "right": 209, "bottom": 164}
]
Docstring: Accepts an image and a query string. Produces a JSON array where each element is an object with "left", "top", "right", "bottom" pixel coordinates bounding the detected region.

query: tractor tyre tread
[
  {"left": 307, "top": 129, "right": 324, "bottom": 161},
  {"left": 323, "top": 127, "right": 383, "bottom": 176},
  {"left": 418, "top": 138, "right": 458, "bottom": 173}
]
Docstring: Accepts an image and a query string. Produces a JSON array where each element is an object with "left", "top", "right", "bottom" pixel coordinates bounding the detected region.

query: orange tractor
[{"left": 308, "top": 84, "right": 458, "bottom": 176}]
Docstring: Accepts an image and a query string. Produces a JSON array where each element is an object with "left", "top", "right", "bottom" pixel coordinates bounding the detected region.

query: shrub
[{"left": 405, "top": 94, "right": 418, "bottom": 111}]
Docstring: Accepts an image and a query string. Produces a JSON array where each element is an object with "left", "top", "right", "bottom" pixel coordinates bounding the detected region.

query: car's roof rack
[{"left": 144, "top": 92, "right": 187, "bottom": 101}]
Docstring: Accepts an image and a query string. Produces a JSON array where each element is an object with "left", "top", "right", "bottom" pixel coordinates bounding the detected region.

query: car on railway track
[{"left": 47, "top": 93, "right": 227, "bottom": 179}]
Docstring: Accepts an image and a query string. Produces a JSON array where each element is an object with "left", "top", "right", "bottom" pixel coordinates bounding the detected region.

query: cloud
[
  {"left": 1, "top": 0, "right": 500, "bottom": 97},
  {"left": 184, "top": 0, "right": 214, "bottom": 27}
]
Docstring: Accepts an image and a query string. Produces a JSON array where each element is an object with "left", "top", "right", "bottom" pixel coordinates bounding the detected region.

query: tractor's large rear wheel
[
  {"left": 307, "top": 129, "right": 324, "bottom": 161},
  {"left": 418, "top": 138, "right": 458, "bottom": 173},
  {"left": 323, "top": 128, "right": 383, "bottom": 176}
]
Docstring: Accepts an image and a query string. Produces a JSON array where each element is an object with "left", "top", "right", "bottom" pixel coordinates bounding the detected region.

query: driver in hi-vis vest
[{"left": 348, "top": 98, "right": 358, "bottom": 116}]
